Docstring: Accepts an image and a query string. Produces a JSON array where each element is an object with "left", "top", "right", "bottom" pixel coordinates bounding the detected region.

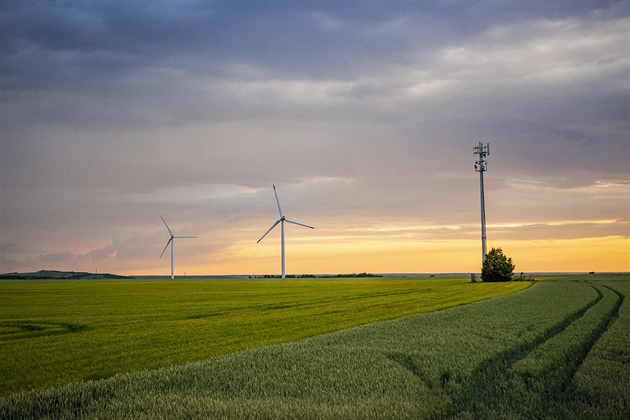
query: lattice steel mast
[{"left": 474, "top": 142, "right": 490, "bottom": 264}]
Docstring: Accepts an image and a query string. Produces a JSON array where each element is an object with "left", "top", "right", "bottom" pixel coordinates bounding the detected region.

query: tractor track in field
[
  {"left": 446, "top": 281, "right": 624, "bottom": 417},
  {"left": 0, "top": 320, "right": 89, "bottom": 340}
]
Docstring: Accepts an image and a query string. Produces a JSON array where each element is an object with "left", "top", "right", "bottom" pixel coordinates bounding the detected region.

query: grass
[
  {"left": 1, "top": 274, "right": 627, "bottom": 418},
  {"left": 0, "top": 277, "right": 529, "bottom": 396}
]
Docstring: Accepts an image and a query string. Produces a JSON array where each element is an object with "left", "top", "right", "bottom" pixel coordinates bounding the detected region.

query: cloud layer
[{"left": 1, "top": 1, "right": 628, "bottom": 274}]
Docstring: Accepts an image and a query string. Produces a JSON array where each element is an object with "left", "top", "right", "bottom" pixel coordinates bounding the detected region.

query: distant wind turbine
[
  {"left": 257, "top": 185, "right": 314, "bottom": 278},
  {"left": 159, "top": 215, "right": 197, "bottom": 279}
]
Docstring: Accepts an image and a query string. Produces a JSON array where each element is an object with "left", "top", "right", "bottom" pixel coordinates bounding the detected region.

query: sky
[{"left": 1, "top": 1, "right": 628, "bottom": 276}]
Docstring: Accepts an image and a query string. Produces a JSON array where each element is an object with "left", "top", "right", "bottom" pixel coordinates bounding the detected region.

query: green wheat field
[{"left": 1, "top": 274, "right": 628, "bottom": 418}]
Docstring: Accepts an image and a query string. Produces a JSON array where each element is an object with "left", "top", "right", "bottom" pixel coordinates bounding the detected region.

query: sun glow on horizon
[
  {"left": 3, "top": 217, "right": 627, "bottom": 277},
  {"left": 120, "top": 234, "right": 628, "bottom": 277}
]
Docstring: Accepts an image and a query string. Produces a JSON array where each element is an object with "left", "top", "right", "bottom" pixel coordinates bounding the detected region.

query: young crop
[
  {"left": 1, "top": 274, "right": 627, "bottom": 418},
  {"left": 0, "top": 278, "right": 529, "bottom": 396}
]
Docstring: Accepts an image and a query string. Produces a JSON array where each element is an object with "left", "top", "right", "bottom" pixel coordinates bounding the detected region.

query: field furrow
[
  {"left": 447, "top": 281, "right": 623, "bottom": 418},
  {"left": 569, "top": 280, "right": 630, "bottom": 419}
]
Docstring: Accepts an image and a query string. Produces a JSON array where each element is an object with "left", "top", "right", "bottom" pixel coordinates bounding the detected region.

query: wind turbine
[
  {"left": 257, "top": 185, "right": 314, "bottom": 278},
  {"left": 159, "top": 215, "right": 197, "bottom": 279}
]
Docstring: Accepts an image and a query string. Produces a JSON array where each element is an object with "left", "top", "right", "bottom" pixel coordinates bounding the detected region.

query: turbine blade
[
  {"left": 160, "top": 215, "right": 174, "bottom": 236},
  {"left": 175, "top": 236, "right": 198, "bottom": 239},
  {"left": 285, "top": 218, "right": 315, "bottom": 230},
  {"left": 273, "top": 185, "right": 283, "bottom": 217},
  {"left": 159, "top": 238, "right": 173, "bottom": 259},
  {"left": 257, "top": 219, "right": 281, "bottom": 243}
]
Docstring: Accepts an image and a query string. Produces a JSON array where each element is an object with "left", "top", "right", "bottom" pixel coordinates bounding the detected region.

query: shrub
[{"left": 481, "top": 247, "right": 515, "bottom": 282}]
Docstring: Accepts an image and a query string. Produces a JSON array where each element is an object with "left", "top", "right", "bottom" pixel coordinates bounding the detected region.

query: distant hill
[{"left": 0, "top": 270, "right": 133, "bottom": 279}]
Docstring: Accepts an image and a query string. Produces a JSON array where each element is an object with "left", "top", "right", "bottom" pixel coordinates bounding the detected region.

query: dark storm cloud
[
  {"left": 3, "top": 1, "right": 622, "bottom": 89},
  {"left": 1, "top": 1, "right": 626, "bottom": 135}
]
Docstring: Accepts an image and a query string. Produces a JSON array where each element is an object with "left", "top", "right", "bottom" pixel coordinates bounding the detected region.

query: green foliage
[
  {"left": 1, "top": 275, "right": 626, "bottom": 419},
  {"left": 481, "top": 247, "right": 516, "bottom": 282},
  {"left": 0, "top": 278, "right": 529, "bottom": 396}
]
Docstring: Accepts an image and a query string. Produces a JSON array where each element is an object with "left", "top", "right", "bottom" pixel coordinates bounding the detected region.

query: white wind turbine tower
[
  {"left": 257, "top": 185, "right": 314, "bottom": 278},
  {"left": 159, "top": 215, "right": 197, "bottom": 279}
]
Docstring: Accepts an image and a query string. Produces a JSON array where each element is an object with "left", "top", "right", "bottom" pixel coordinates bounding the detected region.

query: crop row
[
  {"left": 448, "top": 280, "right": 625, "bottom": 418},
  {"left": 0, "top": 278, "right": 528, "bottom": 396},
  {"left": 1, "top": 275, "right": 627, "bottom": 418}
]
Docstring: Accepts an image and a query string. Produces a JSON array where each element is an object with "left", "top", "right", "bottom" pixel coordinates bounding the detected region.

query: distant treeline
[
  {"left": 0, "top": 270, "right": 133, "bottom": 280},
  {"left": 1, "top": 270, "right": 382, "bottom": 280},
  {"left": 253, "top": 273, "right": 382, "bottom": 279}
]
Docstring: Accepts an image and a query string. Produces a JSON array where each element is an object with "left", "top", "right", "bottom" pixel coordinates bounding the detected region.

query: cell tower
[{"left": 474, "top": 142, "right": 490, "bottom": 264}]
